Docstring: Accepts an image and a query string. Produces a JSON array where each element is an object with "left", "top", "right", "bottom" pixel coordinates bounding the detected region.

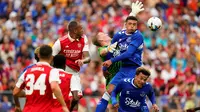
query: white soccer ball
[{"left": 147, "top": 17, "right": 162, "bottom": 31}]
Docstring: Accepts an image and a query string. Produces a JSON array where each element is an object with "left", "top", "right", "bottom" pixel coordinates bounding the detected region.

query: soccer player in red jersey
[
  {"left": 52, "top": 20, "right": 91, "bottom": 111},
  {"left": 13, "top": 45, "right": 69, "bottom": 112},
  {"left": 52, "top": 54, "right": 79, "bottom": 112}
]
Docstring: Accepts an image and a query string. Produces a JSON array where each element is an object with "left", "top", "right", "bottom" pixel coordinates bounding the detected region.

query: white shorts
[
  {"left": 65, "top": 66, "right": 82, "bottom": 96},
  {"left": 68, "top": 91, "right": 83, "bottom": 98}
]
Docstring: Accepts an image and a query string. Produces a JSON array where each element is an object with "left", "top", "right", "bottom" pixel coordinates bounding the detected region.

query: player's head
[
  {"left": 134, "top": 67, "right": 151, "bottom": 88},
  {"left": 34, "top": 47, "right": 40, "bottom": 62},
  {"left": 53, "top": 54, "right": 66, "bottom": 70},
  {"left": 38, "top": 45, "right": 53, "bottom": 64},
  {"left": 125, "top": 16, "right": 138, "bottom": 34},
  {"left": 68, "top": 20, "right": 84, "bottom": 39},
  {"left": 92, "top": 32, "right": 111, "bottom": 47}
]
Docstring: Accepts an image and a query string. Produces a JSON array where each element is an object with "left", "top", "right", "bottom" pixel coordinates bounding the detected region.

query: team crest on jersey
[
  {"left": 140, "top": 91, "right": 146, "bottom": 97},
  {"left": 77, "top": 43, "right": 82, "bottom": 48},
  {"left": 126, "top": 91, "right": 130, "bottom": 94},
  {"left": 126, "top": 37, "right": 132, "bottom": 43}
]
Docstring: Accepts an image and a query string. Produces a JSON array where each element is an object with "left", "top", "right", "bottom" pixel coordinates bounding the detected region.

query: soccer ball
[{"left": 147, "top": 17, "right": 162, "bottom": 31}]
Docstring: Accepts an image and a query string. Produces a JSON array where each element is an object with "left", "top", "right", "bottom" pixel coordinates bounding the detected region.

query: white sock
[{"left": 102, "top": 92, "right": 111, "bottom": 101}]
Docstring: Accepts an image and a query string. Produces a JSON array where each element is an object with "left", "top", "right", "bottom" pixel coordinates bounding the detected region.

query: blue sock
[{"left": 95, "top": 92, "right": 110, "bottom": 112}]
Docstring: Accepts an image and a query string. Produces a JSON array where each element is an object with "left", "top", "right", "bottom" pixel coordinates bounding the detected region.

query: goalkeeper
[
  {"left": 92, "top": 32, "right": 121, "bottom": 86},
  {"left": 95, "top": 1, "right": 144, "bottom": 112},
  {"left": 92, "top": 32, "right": 121, "bottom": 112}
]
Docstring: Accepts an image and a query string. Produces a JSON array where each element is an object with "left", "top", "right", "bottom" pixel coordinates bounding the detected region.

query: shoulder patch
[
  {"left": 118, "top": 30, "right": 126, "bottom": 35},
  {"left": 123, "top": 78, "right": 131, "bottom": 82}
]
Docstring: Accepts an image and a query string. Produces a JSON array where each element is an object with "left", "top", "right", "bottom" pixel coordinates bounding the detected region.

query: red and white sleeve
[
  {"left": 52, "top": 39, "right": 61, "bottom": 56},
  {"left": 82, "top": 35, "right": 89, "bottom": 52}
]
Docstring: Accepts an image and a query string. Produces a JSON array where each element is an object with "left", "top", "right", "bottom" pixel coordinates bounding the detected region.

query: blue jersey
[
  {"left": 111, "top": 78, "right": 156, "bottom": 112},
  {"left": 111, "top": 30, "right": 144, "bottom": 66},
  {"left": 18, "top": 64, "right": 36, "bottom": 78}
]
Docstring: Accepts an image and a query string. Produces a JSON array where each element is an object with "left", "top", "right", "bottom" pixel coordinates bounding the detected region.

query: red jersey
[
  {"left": 52, "top": 33, "right": 89, "bottom": 71},
  {"left": 51, "top": 69, "right": 78, "bottom": 112},
  {"left": 16, "top": 62, "right": 60, "bottom": 112}
]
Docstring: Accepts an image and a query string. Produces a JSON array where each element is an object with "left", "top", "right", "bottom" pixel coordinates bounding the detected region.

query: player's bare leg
[{"left": 70, "top": 91, "right": 81, "bottom": 112}]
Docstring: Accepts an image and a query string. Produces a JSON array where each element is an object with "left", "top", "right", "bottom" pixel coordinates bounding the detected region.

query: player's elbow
[
  {"left": 50, "top": 81, "right": 59, "bottom": 92},
  {"left": 13, "top": 88, "right": 20, "bottom": 97},
  {"left": 127, "top": 52, "right": 134, "bottom": 58},
  {"left": 13, "top": 91, "right": 18, "bottom": 96}
]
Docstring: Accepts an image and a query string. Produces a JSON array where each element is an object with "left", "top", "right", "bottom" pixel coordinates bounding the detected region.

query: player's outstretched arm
[
  {"left": 129, "top": 0, "right": 144, "bottom": 17},
  {"left": 103, "top": 34, "right": 143, "bottom": 68},
  {"left": 82, "top": 51, "right": 91, "bottom": 64},
  {"left": 13, "top": 72, "right": 27, "bottom": 112},
  {"left": 147, "top": 84, "right": 159, "bottom": 112},
  {"left": 13, "top": 87, "right": 23, "bottom": 112},
  {"left": 75, "top": 51, "right": 91, "bottom": 66},
  {"left": 50, "top": 69, "right": 69, "bottom": 112},
  {"left": 14, "top": 96, "right": 21, "bottom": 112},
  {"left": 13, "top": 72, "right": 26, "bottom": 97},
  {"left": 103, "top": 44, "right": 137, "bottom": 67}
]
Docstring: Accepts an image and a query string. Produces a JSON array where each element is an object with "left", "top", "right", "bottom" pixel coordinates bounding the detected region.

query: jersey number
[{"left": 25, "top": 74, "right": 47, "bottom": 95}]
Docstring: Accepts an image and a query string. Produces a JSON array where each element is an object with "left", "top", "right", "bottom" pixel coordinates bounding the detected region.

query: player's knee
[
  {"left": 107, "top": 89, "right": 112, "bottom": 95},
  {"left": 107, "top": 88, "right": 114, "bottom": 95}
]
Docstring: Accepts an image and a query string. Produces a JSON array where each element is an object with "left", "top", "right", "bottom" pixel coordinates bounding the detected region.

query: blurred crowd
[{"left": 0, "top": 0, "right": 199, "bottom": 112}]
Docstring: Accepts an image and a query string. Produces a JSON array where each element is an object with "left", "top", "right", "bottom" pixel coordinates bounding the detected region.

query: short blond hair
[
  {"left": 135, "top": 67, "right": 151, "bottom": 77},
  {"left": 34, "top": 47, "right": 40, "bottom": 62},
  {"left": 34, "top": 47, "right": 40, "bottom": 54}
]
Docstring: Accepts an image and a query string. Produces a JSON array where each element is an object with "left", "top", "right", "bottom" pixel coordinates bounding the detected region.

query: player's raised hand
[
  {"left": 103, "top": 60, "right": 112, "bottom": 68},
  {"left": 129, "top": 0, "right": 144, "bottom": 17},
  {"left": 106, "top": 42, "right": 118, "bottom": 53},
  {"left": 152, "top": 104, "right": 159, "bottom": 112},
  {"left": 75, "top": 59, "right": 84, "bottom": 66}
]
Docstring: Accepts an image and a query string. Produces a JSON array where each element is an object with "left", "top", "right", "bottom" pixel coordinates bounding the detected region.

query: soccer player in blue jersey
[
  {"left": 111, "top": 67, "right": 159, "bottom": 112},
  {"left": 95, "top": 1, "right": 145, "bottom": 111},
  {"left": 103, "top": 15, "right": 144, "bottom": 84}
]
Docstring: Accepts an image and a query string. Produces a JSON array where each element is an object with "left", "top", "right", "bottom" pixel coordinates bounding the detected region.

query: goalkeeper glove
[
  {"left": 106, "top": 42, "right": 118, "bottom": 53},
  {"left": 129, "top": 0, "right": 144, "bottom": 17}
]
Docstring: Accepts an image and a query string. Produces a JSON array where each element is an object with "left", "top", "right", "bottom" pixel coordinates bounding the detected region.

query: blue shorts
[
  {"left": 110, "top": 65, "right": 139, "bottom": 86},
  {"left": 118, "top": 106, "right": 149, "bottom": 112}
]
